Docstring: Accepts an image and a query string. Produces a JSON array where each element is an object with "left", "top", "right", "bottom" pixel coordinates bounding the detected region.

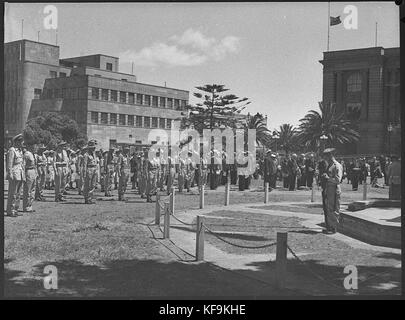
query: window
[
  {"left": 167, "top": 98, "right": 173, "bottom": 108},
  {"left": 71, "top": 88, "right": 78, "bottom": 99},
  {"left": 166, "top": 119, "right": 172, "bottom": 129},
  {"left": 92, "top": 87, "right": 99, "bottom": 99},
  {"left": 91, "top": 112, "right": 99, "bottom": 124},
  {"left": 50, "top": 71, "right": 57, "bottom": 78},
  {"left": 135, "top": 140, "right": 142, "bottom": 144},
  {"left": 136, "top": 116, "right": 143, "bottom": 127},
  {"left": 101, "top": 112, "right": 108, "bottom": 124},
  {"left": 174, "top": 99, "right": 180, "bottom": 109},
  {"left": 144, "top": 116, "right": 150, "bottom": 128},
  {"left": 181, "top": 100, "right": 187, "bottom": 109},
  {"left": 62, "top": 88, "right": 68, "bottom": 98},
  {"left": 152, "top": 96, "right": 158, "bottom": 107},
  {"left": 111, "top": 90, "right": 118, "bottom": 102},
  {"left": 128, "top": 115, "right": 134, "bottom": 126},
  {"left": 160, "top": 97, "right": 166, "bottom": 108},
  {"left": 347, "top": 73, "right": 362, "bottom": 92},
  {"left": 119, "top": 114, "right": 126, "bottom": 125},
  {"left": 120, "top": 91, "right": 126, "bottom": 103},
  {"left": 159, "top": 118, "right": 165, "bottom": 129},
  {"left": 101, "top": 89, "right": 108, "bottom": 100},
  {"left": 110, "top": 113, "right": 117, "bottom": 125},
  {"left": 46, "top": 89, "right": 53, "bottom": 99},
  {"left": 144, "top": 95, "right": 151, "bottom": 106},
  {"left": 152, "top": 117, "right": 158, "bottom": 128},
  {"left": 106, "top": 63, "right": 113, "bottom": 71},
  {"left": 136, "top": 94, "right": 143, "bottom": 105},
  {"left": 34, "top": 88, "right": 42, "bottom": 99},
  {"left": 59, "top": 72, "right": 67, "bottom": 77},
  {"left": 346, "top": 103, "right": 362, "bottom": 121},
  {"left": 54, "top": 88, "right": 61, "bottom": 98},
  {"left": 128, "top": 92, "right": 135, "bottom": 104}
]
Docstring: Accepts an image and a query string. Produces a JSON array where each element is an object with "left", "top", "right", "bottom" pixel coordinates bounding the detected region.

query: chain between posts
[
  {"left": 171, "top": 212, "right": 197, "bottom": 226},
  {"left": 202, "top": 223, "right": 278, "bottom": 249}
]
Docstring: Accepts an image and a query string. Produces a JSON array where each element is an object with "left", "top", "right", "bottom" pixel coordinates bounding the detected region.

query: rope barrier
[
  {"left": 171, "top": 213, "right": 197, "bottom": 226},
  {"left": 203, "top": 223, "right": 278, "bottom": 249}
]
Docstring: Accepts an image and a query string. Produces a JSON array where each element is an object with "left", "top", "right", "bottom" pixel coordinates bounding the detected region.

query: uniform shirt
[
  {"left": 326, "top": 159, "right": 343, "bottom": 185},
  {"left": 36, "top": 153, "right": 47, "bottom": 167},
  {"left": 84, "top": 152, "right": 98, "bottom": 168},
  {"left": 7, "top": 146, "right": 24, "bottom": 180},
  {"left": 118, "top": 154, "right": 131, "bottom": 172},
  {"left": 24, "top": 150, "right": 38, "bottom": 180},
  {"left": 55, "top": 149, "right": 69, "bottom": 166}
]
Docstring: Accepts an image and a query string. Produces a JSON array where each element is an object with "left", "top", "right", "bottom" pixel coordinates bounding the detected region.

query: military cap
[
  {"left": 87, "top": 140, "right": 97, "bottom": 148},
  {"left": 57, "top": 141, "right": 68, "bottom": 147},
  {"left": 12, "top": 133, "right": 24, "bottom": 142},
  {"left": 37, "top": 144, "right": 47, "bottom": 150}
]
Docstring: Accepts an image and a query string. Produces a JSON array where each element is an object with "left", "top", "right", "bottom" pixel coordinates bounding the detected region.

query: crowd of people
[{"left": 5, "top": 133, "right": 401, "bottom": 219}]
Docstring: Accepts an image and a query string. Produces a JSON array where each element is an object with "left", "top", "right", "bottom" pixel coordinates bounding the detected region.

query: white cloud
[
  {"left": 120, "top": 28, "right": 241, "bottom": 68},
  {"left": 120, "top": 43, "right": 207, "bottom": 67}
]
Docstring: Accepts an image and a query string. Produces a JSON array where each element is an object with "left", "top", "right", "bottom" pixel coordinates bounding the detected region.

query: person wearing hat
[
  {"left": 130, "top": 152, "right": 138, "bottom": 190},
  {"left": 146, "top": 147, "right": 160, "bottom": 202},
  {"left": 68, "top": 150, "right": 79, "bottom": 190},
  {"left": 35, "top": 144, "right": 47, "bottom": 201},
  {"left": 139, "top": 148, "right": 149, "bottom": 198},
  {"left": 117, "top": 146, "right": 131, "bottom": 201},
  {"left": 387, "top": 154, "right": 401, "bottom": 200},
  {"left": 321, "top": 148, "right": 343, "bottom": 234},
  {"left": 6, "top": 133, "right": 25, "bottom": 217},
  {"left": 98, "top": 149, "right": 105, "bottom": 193},
  {"left": 304, "top": 153, "right": 316, "bottom": 189},
  {"left": 45, "top": 150, "right": 55, "bottom": 190},
  {"left": 184, "top": 150, "right": 197, "bottom": 192},
  {"left": 103, "top": 148, "right": 116, "bottom": 197},
  {"left": 287, "top": 153, "right": 299, "bottom": 191},
  {"left": 263, "top": 150, "right": 276, "bottom": 192},
  {"left": 76, "top": 147, "right": 86, "bottom": 195},
  {"left": 83, "top": 140, "right": 98, "bottom": 204},
  {"left": 22, "top": 143, "right": 38, "bottom": 212},
  {"left": 53, "top": 141, "right": 69, "bottom": 202}
]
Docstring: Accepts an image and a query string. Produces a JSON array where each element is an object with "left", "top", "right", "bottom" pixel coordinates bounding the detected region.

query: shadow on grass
[{"left": 4, "top": 254, "right": 401, "bottom": 298}]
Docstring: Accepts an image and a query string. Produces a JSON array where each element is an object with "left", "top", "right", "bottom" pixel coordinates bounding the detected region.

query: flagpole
[
  {"left": 327, "top": 1, "right": 330, "bottom": 51},
  {"left": 375, "top": 22, "right": 378, "bottom": 47}
]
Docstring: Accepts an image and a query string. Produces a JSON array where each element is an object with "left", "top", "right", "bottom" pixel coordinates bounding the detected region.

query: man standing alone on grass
[{"left": 321, "top": 148, "right": 343, "bottom": 234}]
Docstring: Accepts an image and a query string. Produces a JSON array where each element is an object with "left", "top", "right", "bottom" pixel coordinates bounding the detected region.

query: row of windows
[
  {"left": 90, "top": 87, "right": 187, "bottom": 109},
  {"left": 90, "top": 112, "right": 173, "bottom": 129},
  {"left": 41, "top": 86, "right": 187, "bottom": 110}
]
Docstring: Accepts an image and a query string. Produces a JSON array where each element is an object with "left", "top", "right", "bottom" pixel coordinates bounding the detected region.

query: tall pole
[
  {"left": 375, "top": 22, "right": 378, "bottom": 47},
  {"left": 21, "top": 19, "right": 24, "bottom": 39},
  {"left": 37, "top": 31, "right": 40, "bottom": 42},
  {"left": 55, "top": 29, "right": 58, "bottom": 45},
  {"left": 327, "top": 2, "right": 330, "bottom": 52}
]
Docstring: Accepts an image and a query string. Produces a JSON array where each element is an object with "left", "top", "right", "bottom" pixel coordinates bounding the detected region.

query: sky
[{"left": 4, "top": 2, "right": 400, "bottom": 131}]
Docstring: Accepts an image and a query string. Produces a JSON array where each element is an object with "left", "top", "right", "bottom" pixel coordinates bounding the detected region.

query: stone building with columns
[
  {"left": 319, "top": 46, "right": 400, "bottom": 155},
  {"left": 4, "top": 39, "right": 188, "bottom": 150}
]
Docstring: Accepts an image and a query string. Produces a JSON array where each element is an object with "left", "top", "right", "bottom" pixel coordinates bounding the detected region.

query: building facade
[
  {"left": 319, "top": 46, "right": 400, "bottom": 155},
  {"left": 4, "top": 39, "right": 189, "bottom": 150}
]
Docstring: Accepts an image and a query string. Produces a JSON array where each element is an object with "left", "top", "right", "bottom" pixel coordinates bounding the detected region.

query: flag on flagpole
[{"left": 330, "top": 16, "right": 342, "bottom": 26}]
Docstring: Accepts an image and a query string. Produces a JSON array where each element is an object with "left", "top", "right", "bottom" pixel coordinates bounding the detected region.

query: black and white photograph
[{"left": 2, "top": 1, "right": 403, "bottom": 305}]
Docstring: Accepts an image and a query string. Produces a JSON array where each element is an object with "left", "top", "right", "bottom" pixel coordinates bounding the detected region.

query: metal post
[
  {"left": 275, "top": 232, "right": 288, "bottom": 289},
  {"left": 196, "top": 215, "right": 205, "bottom": 261},
  {"left": 163, "top": 202, "right": 170, "bottom": 239},
  {"left": 155, "top": 194, "right": 160, "bottom": 225},
  {"left": 200, "top": 184, "right": 205, "bottom": 209},
  {"left": 224, "top": 181, "right": 230, "bottom": 206},
  {"left": 170, "top": 186, "right": 175, "bottom": 215},
  {"left": 264, "top": 182, "right": 269, "bottom": 204},
  {"left": 311, "top": 177, "right": 315, "bottom": 203},
  {"left": 363, "top": 179, "right": 367, "bottom": 200}
]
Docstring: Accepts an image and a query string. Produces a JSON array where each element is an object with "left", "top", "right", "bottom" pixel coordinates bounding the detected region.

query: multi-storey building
[
  {"left": 4, "top": 39, "right": 189, "bottom": 150},
  {"left": 319, "top": 46, "right": 400, "bottom": 155}
]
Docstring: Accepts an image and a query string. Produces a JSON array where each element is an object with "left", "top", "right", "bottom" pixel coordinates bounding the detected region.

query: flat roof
[
  {"left": 60, "top": 53, "right": 119, "bottom": 60},
  {"left": 5, "top": 39, "right": 59, "bottom": 48}
]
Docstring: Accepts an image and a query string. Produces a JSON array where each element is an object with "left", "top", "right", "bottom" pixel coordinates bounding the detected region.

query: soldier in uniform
[
  {"left": 130, "top": 152, "right": 138, "bottom": 190},
  {"left": 22, "top": 143, "right": 37, "bottom": 212},
  {"left": 166, "top": 151, "right": 177, "bottom": 195},
  {"left": 103, "top": 148, "right": 115, "bottom": 197},
  {"left": 146, "top": 148, "right": 160, "bottom": 202},
  {"left": 387, "top": 154, "right": 401, "bottom": 200},
  {"left": 35, "top": 144, "right": 47, "bottom": 201},
  {"left": 77, "top": 147, "right": 86, "bottom": 195},
  {"left": 117, "top": 146, "right": 131, "bottom": 201},
  {"left": 45, "top": 150, "right": 55, "bottom": 190},
  {"left": 178, "top": 154, "right": 186, "bottom": 193},
  {"left": 54, "top": 141, "right": 69, "bottom": 202},
  {"left": 185, "top": 150, "right": 196, "bottom": 192},
  {"left": 6, "top": 134, "right": 25, "bottom": 217},
  {"left": 140, "top": 148, "right": 149, "bottom": 198},
  {"left": 83, "top": 140, "right": 98, "bottom": 204},
  {"left": 305, "top": 153, "right": 316, "bottom": 189},
  {"left": 321, "top": 148, "right": 343, "bottom": 234},
  {"left": 99, "top": 149, "right": 105, "bottom": 193},
  {"left": 351, "top": 158, "right": 361, "bottom": 191},
  {"left": 158, "top": 148, "right": 168, "bottom": 191}
]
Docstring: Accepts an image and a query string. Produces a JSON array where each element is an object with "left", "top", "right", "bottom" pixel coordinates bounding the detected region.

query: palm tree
[
  {"left": 297, "top": 102, "right": 360, "bottom": 152},
  {"left": 275, "top": 123, "right": 298, "bottom": 154},
  {"left": 245, "top": 113, "right": 272, "bottom": 148}
]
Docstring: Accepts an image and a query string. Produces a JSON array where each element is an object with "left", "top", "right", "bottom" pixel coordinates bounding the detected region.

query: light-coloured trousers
[
  {"left": 84, "top": 167, "right": 98, "bottom": 202},
  {"left": 55, "top": 167, "right": 68, "bottom": 200},
  {"left": 118, "top": 169, "right": 130, "bottom": 198},
  {"left": 146, "top": 171, "right": 158, "bottom": 195},
  {"left": 7, "top": 178, "right": 23, "bottom": 215},
  {"left": 325, "top": 183, "right": 341, "bottom": 229},
  {"left": 35, "top": 166, "right": 46, "bottom": 199},
  {"left": 104, "top": 166, "right": 115, "bottom": 196},
  {"left": 23, "top": 169, "right": 37, "bottom": 210}
]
